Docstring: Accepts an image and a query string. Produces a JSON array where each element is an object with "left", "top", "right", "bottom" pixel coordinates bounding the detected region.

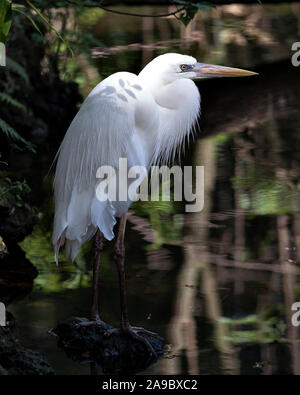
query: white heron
[{"left": 53, "top": 53, "right": 256, "bottom": 353}]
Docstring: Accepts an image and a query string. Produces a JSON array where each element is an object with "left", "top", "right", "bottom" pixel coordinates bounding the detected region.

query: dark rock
[
  {"left": 52, "top": 317, "right": 165, "bottom": 374},
  {"left": 0, "top": 175, "right": 37, "bottom": 246},
  {"left": 0, "top": 326, "right": 54, "bottom": 375}
]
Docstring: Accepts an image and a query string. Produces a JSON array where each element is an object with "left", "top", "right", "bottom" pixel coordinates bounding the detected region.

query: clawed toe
[
  {"left": 104, "top": 324, "right": 163, "bottom": 357},
  {"left": 75, "top": 318, "right": 107, "bottom": 329},
  {"left": 130, "top": 326, "right": 164, "bottom": 341},
  {"left": 125, "top": 327, "right": 157, "bottom": 356},
  {"left": 104, "top": 328, "right": 121, "bottom": 337}
]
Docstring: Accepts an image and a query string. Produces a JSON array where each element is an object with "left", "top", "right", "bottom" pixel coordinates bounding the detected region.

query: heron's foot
[
  {"left": 105, "top": 325, "right": 163, "bottom": 356},
  {"left": 75, "top": 316, "right": 107, "bottom": 329},
  {"left": 128, "top": 326, "right": 164, "bottom": 342}
]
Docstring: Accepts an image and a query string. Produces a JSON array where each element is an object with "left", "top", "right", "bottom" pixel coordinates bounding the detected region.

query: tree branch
[
  {"left": 66, "top": 0, "right": 187, "bottom": 18},
  {"left": 67, "top": 0, "right": 186, "bottom": 18}
]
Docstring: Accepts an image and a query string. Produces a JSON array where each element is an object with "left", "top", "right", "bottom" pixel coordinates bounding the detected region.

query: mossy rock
[{"left": 0, "top": 172, "right": 37, "bottom": 246}]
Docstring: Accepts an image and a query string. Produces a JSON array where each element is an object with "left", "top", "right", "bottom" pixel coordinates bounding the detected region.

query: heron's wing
[{"left": 53, "top": 72, "right": 140, "bottom": 263}]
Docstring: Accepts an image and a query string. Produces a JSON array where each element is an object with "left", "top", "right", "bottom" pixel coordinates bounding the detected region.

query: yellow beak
[{"left": 194, "top": 62, "right": 258, "bottom": 78}]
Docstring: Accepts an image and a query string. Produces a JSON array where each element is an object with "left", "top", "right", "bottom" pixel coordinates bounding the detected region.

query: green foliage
[
  {"left": 173, "top": 1, "right": 216, "bottom": 26},
  {"left": 0, "top": 92, "right": 27, "bottom": 113},
  {"left": 1, "top": 0, "right": 222, "bottom": 52},
  {"left": 77, "top": 7, "right": 105, "bottom": 27},
  {"left": 132, "top": 199, "right": 184, "bottom": 249},
  {"left": 0, "top": 97, "right": 35, "bottom": 152},
  {"left": 0, "top": 118, "right": 34, "bottom": 152},
  {"left": 20, "top": 221, "right": 97, "bottom": 292},
  {"left": 0, "top": 56, "right": 36, "bottom": 152},
  {"left": 6, "top": 57, "right": 30, "bottom": 85},
  {"left": 206, "top": 133, "right": 231, "bottom": 144},
  {"left": 0, "top": 0, "right": 74, "bottom": 56},
  {"left": 232, "top": 163, "right": 300, "bottom": 215},
  {"left": 0, "top": 117, "right": 20, "bottom": 141},
  {"left": 219, "top": 304, "right": 287, "bottom": 344},
  {"left": 0, "top": 175, "right": 31, "bottom": 208},
  {"left": 12, "top": 3, "right": 42, "bottom": 35},
  {"left": 0, "top": 171, "right": 35, "bottom": 213},
  {"left": 0, "top": 0, "right": 12, "bottom": 43},
  {"left": 24, "top": 0, "right": 74, "bottom": 56}
]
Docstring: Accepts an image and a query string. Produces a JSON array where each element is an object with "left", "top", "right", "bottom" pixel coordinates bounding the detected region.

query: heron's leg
[
  {"left": 106, "top": 214, "right": 162, "bottom": 355},
  {"left": 114, "top": 214, "right": 129, "bottom": 328},
  {"left": 76, "top": 229, "right": 106, "bottom": 328},
  {"left": 91, "top": 229, "right": 105, "bottom": 321}
]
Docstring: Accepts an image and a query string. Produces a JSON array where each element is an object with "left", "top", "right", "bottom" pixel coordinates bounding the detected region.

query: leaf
[
  {"left": 11, "top": 3, "right": 26, "bottom": 9},
  {"left": 0, "top": 0, "right": 12, "bottom": 43},
  {"left": 178, "top": 5, "right": 198, "bottom": 26},
  {"left": 12, "top": 6, "right": 42, "bottom": 35},
  {"left": 25, "top": 0, "right": 74, "bottom": 57},
  {"left": 6, "top": 57, "right": 29, "bottom": 84},
  {"left": 0, "top": 92, "right": 27, "bottom": 113},
  {"left": 0, "top": 117, "right": 26, "bottom": 142},
  {"left": 0, "top": 117, "right": 36, "bottom": 152},
  {"left": 174, "top": 1, "right": 216, "bottom": 25}
]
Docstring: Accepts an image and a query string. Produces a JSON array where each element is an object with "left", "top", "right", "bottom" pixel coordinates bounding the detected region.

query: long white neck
[{"left": 139, "top": 76, "right": 201, "bottom": 164}]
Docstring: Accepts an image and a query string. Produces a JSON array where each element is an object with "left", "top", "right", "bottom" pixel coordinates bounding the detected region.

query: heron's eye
[{"left": 180, "top": 64, "right": 189, "bottom": 71}]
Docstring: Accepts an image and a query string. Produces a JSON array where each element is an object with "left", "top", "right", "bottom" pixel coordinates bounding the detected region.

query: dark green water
[{"left": 7, "top": 3, "right": 300, "bottom": 374}]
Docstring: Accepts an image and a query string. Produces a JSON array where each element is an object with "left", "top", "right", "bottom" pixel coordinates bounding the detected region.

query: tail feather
[
  {"left": 91, "top": 197, "right": 116, "bottom": 241},
  {"left": 53, "top": 184, "right": 117, "bottom": 263}
]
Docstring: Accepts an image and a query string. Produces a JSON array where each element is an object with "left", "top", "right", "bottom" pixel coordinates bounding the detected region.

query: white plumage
[{"left": 53, "top": 53, "right": 201, "bottom": 263}]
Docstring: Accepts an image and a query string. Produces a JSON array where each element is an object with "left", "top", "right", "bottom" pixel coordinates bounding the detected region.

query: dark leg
[
  {"left": 76, "top": 229, "right": 106, "bottom": 328},
  {"left": 115, "top": 214, "right": 129, "bottom": 328},
  {"left": 91, "top": 229, "right": 105, "bottom": 321},
  {"left": 106, "top": 214, "right": 163, "bottom": 355}
]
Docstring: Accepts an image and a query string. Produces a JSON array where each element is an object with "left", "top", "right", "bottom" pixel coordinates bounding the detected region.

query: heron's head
[{"left": 139, "top": 53, "right": 257, "bottom": 84}]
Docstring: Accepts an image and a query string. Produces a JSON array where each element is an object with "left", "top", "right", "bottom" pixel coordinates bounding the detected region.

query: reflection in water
[{"left": 5, "top": 3, "right": 300, "bottom": 374}]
